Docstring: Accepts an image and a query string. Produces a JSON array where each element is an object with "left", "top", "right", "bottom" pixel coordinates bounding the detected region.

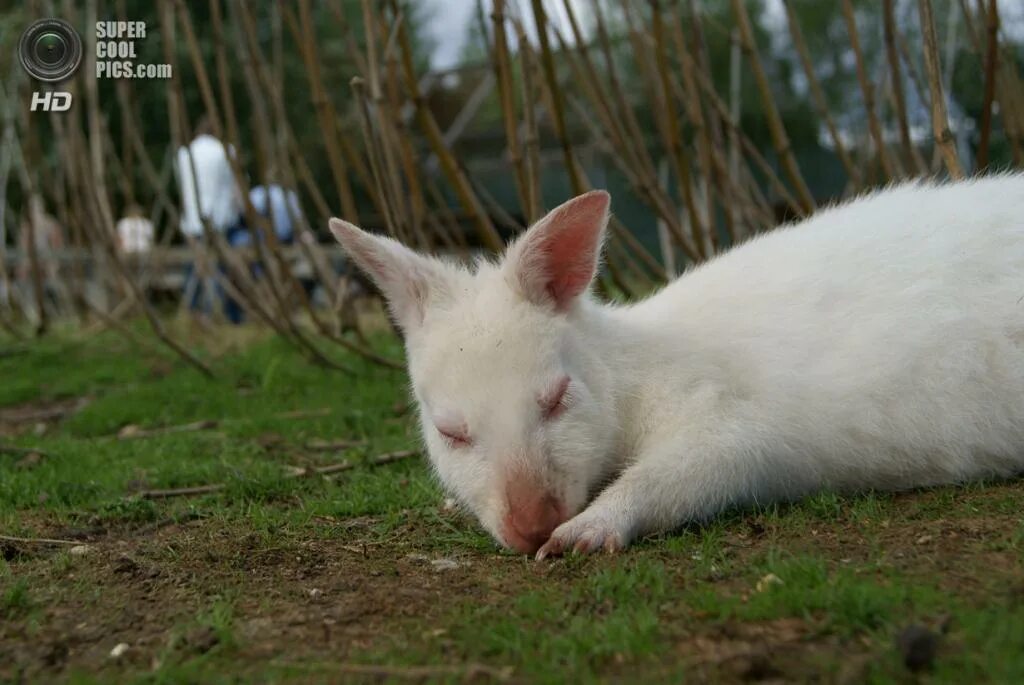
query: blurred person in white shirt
[
  {"left": 115, "top": 204, "right": 154, "bottom": 254},
  {"left": 174, "top": 117, "right": 244, "bottom": 241},
  {"left": 174, "top": 117, "right": 248, "bottom": 323}
]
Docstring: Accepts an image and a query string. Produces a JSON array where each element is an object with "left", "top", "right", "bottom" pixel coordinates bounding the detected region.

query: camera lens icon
[{"left": 19, "top": 19, "right": 82, "bottom": 83}]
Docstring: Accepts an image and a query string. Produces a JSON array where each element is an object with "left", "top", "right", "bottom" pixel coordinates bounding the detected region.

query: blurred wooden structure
[{"left": 1, "top": 0, "right": 1022, "bottom": 377}]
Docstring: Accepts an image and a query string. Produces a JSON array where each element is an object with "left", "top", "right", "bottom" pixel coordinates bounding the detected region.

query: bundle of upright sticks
[{"left": 1, "top": 0, "right": 1020, "bottom": 377}]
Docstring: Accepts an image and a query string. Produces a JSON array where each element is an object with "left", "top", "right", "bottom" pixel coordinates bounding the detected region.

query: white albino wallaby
[{"left": 329, "top": 175, "right": 1024, "bottom": 559}]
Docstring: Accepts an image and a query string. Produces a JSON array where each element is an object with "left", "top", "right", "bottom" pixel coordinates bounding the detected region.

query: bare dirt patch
[
  {"left": 3, "top": 482, "right": 1023, "bottom": 683},
  {"left": 0, "top": 396, "right": 90, "bottom": 437},
  {"left": 675, "top": 618, "right": 859, "bottom": 683},
  {"left": 1, "top": 515, "right": 540, "bottom": 682}
]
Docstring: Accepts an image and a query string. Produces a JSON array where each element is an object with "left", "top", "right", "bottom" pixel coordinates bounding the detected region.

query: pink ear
[
  {"left": 506, "top": 191, "right": 610, "bottom": 311},
  {"left": 329, "top": 218, "right": 448, "bottom": 330}
]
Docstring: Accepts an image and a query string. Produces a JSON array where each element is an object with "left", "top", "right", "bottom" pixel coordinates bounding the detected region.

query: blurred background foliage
[{"left": 0, "top": 0, "right": 1022, "bottom": 245}]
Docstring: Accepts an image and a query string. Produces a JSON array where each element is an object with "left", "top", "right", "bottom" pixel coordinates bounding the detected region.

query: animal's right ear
[
  {"left": 503, "top": 190, "right": 610, "bottom": 312},
  {"left": 329, "top": 219, "right": 450, "bottom": 332}
]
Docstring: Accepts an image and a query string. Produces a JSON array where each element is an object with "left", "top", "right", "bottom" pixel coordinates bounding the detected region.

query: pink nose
[{"left": 502, "top": 492, "right": 566, "bottom": 555}]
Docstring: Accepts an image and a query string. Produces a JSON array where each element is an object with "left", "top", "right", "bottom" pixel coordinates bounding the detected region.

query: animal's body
[{"left": 330, "top": 175, "right": 1024, "bottom": 558}]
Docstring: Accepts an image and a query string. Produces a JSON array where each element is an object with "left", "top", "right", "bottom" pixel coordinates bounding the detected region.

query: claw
[
  {"left": 535, "top": 538, "right": 560, "bottom": 561},
  {"left": 573, "top": 532, "right": 601, "bottom": 554},
  {"left": 532, "top": 509, "right": 629, "bottom": 560}
]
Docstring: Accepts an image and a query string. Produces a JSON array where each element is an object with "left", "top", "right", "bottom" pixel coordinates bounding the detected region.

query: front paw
[{"left": 535, "top": 509, "right": 630, "bottom": 560}]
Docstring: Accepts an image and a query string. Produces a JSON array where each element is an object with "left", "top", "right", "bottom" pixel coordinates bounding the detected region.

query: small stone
[
  {"left": 916, "top": 534, "right": 934, "bottom": 545},
  {"left": 42, "top": 640, "right": 69, "bottom": 666},
  {"left": 937, "top": 614, "right": 954, "bottom": 634},
  {"left": 117, "top": 424, "right": 141, "bottom": 438},
  {"left": 442, "top": 498, "right": 458, "bottom": 512},
  {"left": 69, "top": 545, "right": 92, "bottom": 556},
  {"left": 184, "top": 626, "right": 219, "bottom": 654},
  {"left": 755, "top": 573, "right": 784, "bottom": 592},
  {"left": 431, "top": 558, "right": 460, "bottom": 571},
  {"left": 109, "top": 643, "right": 129, "bottom": 659},
  {"left": 896, "top": 624, "right": 940, "bottom": 672},
  {"left": 308, "top": 588, "right": 323, "bottom": 600},
  {"left": 113, "top": 555, "right": 139, "bottom": 575},
  {"left": 15, "top": 452, "right": 43, "bottom": 469},
  {"left": 256, "top": 432, "right": 284, "bottom": 449}
]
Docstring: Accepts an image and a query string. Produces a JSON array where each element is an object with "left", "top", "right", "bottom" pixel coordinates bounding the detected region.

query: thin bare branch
[
  {"left": 977, "top": 0, "right": 1000, "bottom": 170},
  {"left": 918, "top": 0, "right": 966, "bottom": 178},
  {"left": 731, "top": 0, "right": 816, "bottom": 212},
  {"left": 782, "top": 0, "right": 862, "bottom": 188},
  {"left": 841, "top": 0, "right": 897, "bottom": 179}
]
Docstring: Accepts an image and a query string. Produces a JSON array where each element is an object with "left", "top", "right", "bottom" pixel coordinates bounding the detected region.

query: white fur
[{"left": 330, "top": 175, "right": 1024, "bottom": 557}]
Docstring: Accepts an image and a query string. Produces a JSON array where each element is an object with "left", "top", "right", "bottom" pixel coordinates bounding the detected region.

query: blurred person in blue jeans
[
  {"left": 248, "top": 181, "right": 318, "bottom": 303},
  {"left": 249, "top": 183, "right": 303, "bottom": 246},
  {"left": 174, "top": 116, "right": 247, "bottom": 323}
]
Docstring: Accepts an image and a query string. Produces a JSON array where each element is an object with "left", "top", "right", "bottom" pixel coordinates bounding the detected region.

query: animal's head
[{"left": 329, "top": 192, "right": 620, "bottom": 554}]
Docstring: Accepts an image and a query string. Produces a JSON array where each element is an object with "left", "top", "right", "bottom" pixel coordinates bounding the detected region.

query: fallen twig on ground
[
  {"left": 139, "top": 483, "right": 225, "bottom": 499},
  {"left": 114, "top": 410, "right": 342, "bottom": 442},
  {"left": 303, "top": 438, "right": 367, "bottom": 452},
  {"left": 320, "top": 450, "right": 419, "bottom": 479},
  {"left": 0, "top": 397, "right": 91, "bottom": 425},
  {"left": 132, "top": 511, "right": 209, "bottom": 536},
  {"left": 138, "top": 450, "right": 419, "bottom": 499},
  {"left": 0, "top": 444, "right": 50, "bottom": 458},
  {"left": 117, "top": 419, "right": 219, "bottom": 440},
  {"left": 334, "top": 663, "right": 514, "bottom": 682},
  {"left": 274, "top": 408, "right": 332, "bottom": 420},
  {"left": 0, "top": 534, "right": 84, "bottom": 546}
]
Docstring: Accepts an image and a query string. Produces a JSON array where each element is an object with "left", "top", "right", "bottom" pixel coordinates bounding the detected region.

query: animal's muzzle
[{"left": 501, "top": 468, "right": 566, "bottom": 554}]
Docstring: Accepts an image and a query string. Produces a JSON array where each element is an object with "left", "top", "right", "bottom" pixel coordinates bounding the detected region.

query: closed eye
[
  {"left": 437, "top": 425, "right": 472, "bottom": 449},
  {"left": 540, "top": 375, "right": 571, "bottom": 420}
]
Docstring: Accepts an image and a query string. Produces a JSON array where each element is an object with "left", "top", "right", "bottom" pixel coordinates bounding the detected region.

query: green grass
[
  {"left": 0, "top": 331, "right": 421, "bottom": 529},
  {"left": 451, "top": 558, "right": 669, "bottom": 682},
  {"left": 2, "top": 328, "right": 1024, "bottom": 683},
  {"left": 1, "top": 577, "right": 32, "bottom": 619}
]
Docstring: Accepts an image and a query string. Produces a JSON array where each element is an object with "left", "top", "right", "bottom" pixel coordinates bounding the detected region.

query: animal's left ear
[
  {"left": 328, "top": 218, "right": 451, "bottom": 332},
  {"left": 504, "top": 190, "right": 610, "bottom": 312}
]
